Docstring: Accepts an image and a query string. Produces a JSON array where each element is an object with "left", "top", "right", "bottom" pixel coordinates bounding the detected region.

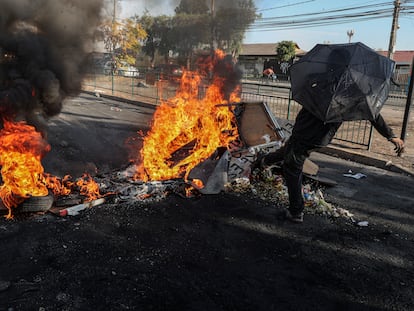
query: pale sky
[{"left": 119, "top": 0, "right": 414, "bottom": 52}]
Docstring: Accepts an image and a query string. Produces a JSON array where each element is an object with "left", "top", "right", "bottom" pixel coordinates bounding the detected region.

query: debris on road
[
  {"left": 58, "top": 198, "right": 105, "bottom": 216},
  {"left": 343, "top": 172, "right": 367, "bottom": 179}
]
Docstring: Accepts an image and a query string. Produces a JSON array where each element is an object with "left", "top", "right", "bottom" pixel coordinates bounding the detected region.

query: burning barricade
[{"left": 0, "top": 46, "right": 352, "bottom": 220}]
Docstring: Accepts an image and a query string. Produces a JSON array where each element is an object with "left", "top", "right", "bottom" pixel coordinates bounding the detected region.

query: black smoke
[{"left": 0, "top": 0, "right": 104, "bottom": 130}]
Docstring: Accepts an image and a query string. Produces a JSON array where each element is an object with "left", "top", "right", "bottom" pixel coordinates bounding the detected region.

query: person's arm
[{"left": 371, "top": 114, "right": 405, "bottom": 154}]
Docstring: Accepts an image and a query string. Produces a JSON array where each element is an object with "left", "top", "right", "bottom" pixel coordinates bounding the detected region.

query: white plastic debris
[
  {"left": 343, "top": 172, "right": 367, "bottom": 179},
  {"left": 357, "top": 221, "right": 369, "bottom": 227},
  {"left": 59, "top": 198, "right": 105, "bottom": 216}
]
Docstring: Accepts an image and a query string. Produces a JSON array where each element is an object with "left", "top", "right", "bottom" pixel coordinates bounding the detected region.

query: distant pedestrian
[{"left": 263, "top": 67, "right": 276, "bottom": 82}]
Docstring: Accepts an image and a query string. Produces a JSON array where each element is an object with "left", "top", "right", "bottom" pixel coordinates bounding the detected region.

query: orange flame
[
  {"left": 0, "top": 119, "right": 50, "bottom": 214},
  {"left": 135, "top": 50, "right": 240, "bottom": 181},
  {"left": 75, "top": 173, "right": 102, "bottom": 202},
  {"left": 0, "top": 119, "right": 102, "bottom": 218}
]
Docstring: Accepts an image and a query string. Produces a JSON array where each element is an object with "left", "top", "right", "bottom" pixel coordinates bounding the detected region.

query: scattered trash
[
  {"left": 385, "top": 160, "right": 392, "bottom": 167},
  {"left": 357, "top": 221, "right": 369, "bottom": 227},
  {"left": 343, "top": 172, "right": 367, "bottom": 179},
  {"left": 94, "top": 89, "right": 104, "bottom": 97},
  {"left": 110, "top": 106, "right": 122, "bottom": 112},
  {"left": 59, "top": 198, "right": 105, "bottom": 216},
  {"left": 137, "top": 81, "right": 149, "bottom": 88},
  {"left": 225, "top": 177, "right": 252, "bottom": 193},
  {"left": 118, "top": 181, "right": 174, "bottom": 201}
]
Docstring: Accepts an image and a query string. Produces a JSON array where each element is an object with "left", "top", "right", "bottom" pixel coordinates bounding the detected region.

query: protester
[
  {"left": 260, "top": 108, "right": 404, "bottom": 223},
  {"left": 259, "top": 45, "right": 406, "bottom": 223},
  {"left": 263, "top": 67, "right": 276, "bottom": 81}
]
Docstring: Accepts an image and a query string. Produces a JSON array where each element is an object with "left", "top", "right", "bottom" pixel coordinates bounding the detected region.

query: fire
[
  {"left": 0, "top": 119, "right": 50, "bottom": 213},
  {"left": 75, "top": 173, "right": 102, "bottom": 202},
  {"left": 0, "top": 119, "right": 102, "bottom": 218},
  {"left": 135, "top": 50, "right": 240, "bottom": 181}
]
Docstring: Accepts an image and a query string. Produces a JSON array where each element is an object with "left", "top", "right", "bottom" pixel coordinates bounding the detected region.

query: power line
[
  {"left": 247, "top": 2, "right": 414, "bottom": 31},
  {"left": 257, "top": 0, "right": 316, "bottom": 12},
  {"left": 257, "top": 1, "right": 393, "bottom": 20}
]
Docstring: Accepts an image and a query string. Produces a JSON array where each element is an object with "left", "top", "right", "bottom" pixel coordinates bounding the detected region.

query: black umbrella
[{"left": 290, "top": 42, "right": 395, "bottom": 123}]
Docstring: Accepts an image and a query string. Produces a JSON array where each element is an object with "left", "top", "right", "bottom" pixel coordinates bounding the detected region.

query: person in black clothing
[
  {"left": 262, "top": 46, "right": 406, "bottom": 223},
  {"left": 272, "top": 108, "right": 405, "bottom": 223}
]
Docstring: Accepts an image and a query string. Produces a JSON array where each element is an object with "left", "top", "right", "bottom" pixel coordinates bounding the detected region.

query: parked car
[
  {"left": 152, "top": 64, "right": 183, "bottom": 81},
  {"left": 104, "top": 61, "right": 139, "bottom": 77},
  {"left": 117, "top": 62, "right": 140, "bottom": 77}
]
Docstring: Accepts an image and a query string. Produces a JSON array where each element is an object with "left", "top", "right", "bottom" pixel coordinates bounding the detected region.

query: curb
[
  {"left": 81, "top": 90, "right": 158, "bottom": 110},
  {"left": 319, "top": 146, "right": 414, "bottom": 177}
]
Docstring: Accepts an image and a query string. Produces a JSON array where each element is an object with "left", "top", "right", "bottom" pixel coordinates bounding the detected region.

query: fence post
[
  {"left": 111, "top": 71, "right": 114, "bottom": 95},
  {"left": 287, "top": 89, "right": 292, "bottom": 119},
  {"left": 400, "top": 57, "right": 414, "bottom": 141}
]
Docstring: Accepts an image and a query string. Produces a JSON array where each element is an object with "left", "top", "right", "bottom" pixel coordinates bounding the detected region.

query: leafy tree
[
  {"left": 171, "top": 0, "right": 257, "bottom": 66},
  {"left": 101, "top": 19, "right": 123, "bottom": 58},
  {"left": 139, "top": 14, "right": 175, "bottom": 66},
  {"left": 120, "top": 18, "right": 147, "bottom": 65},
  {"left": 171, "top": 12, "right": 210, "bottom": 68},
  {"left": 214, "top": 0, "right": 258, "bottom": 56},
  {"left": 175, "top": 0, "right": 209, "bottom": 14},
  {"left": 276, "top": 40, "right": 297, "bottom": 63},
  {"left": 100, "top": 17, "right": 146, "bottom": 69},
  {"left": 138, "top": 0, "right": 258, "bottom": 68}
]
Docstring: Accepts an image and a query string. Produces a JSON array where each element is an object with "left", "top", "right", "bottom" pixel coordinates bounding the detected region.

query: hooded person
[{"left": 260, "top": 47, "right": 405, "bottom": 223}]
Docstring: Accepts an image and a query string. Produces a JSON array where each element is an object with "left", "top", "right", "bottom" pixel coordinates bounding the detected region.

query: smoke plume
[{"left": 0, "top": 0, "right": 104, "bottom": 126}]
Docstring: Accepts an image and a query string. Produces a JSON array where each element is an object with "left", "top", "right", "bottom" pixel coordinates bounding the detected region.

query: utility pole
[
  {"left": 111, "top": 0, "right": 117, "bottom": 95},
  {"left": 210, "top": 0, "right": 216, "bottom": 51},
  {"left": 388, "top": 0, "right": 401, "bottom": 60}
]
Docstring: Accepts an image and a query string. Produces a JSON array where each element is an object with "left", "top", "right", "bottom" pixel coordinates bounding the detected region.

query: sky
[{"left": 119, "top": 0, "right": 414, "bottom": 52}]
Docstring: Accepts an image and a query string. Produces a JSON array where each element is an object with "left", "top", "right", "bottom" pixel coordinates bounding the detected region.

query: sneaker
[{"left": 284, "top": 210, "right": 304, "bottom": 224}]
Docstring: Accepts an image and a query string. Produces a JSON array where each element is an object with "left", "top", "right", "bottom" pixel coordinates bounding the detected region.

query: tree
[
  {"left": 275, "top": 40, "right": 297, "bottom": 63},
  {"left": 171, "top": 0, "right": 257, "bottom": 66},
  {"left": 120, "top": 18, "right": 147, "bottom": 65},
  {"left": 214, "top": 0, "right": 258, "bottom": 56},
  {"left": 138, "top": 0, "right": 258, "bottom": 68},
  {"left": 139, "top": 14, "right": 175, "bottom": 66},
  {"left": 175, "top": 0, "right": 209, "bottom": 14},
  {"left": 100, "top": 17, "right": 146, "bottom": 69},
  {"left": 171, "top": 12, "right": 210, "bottom": 68}
]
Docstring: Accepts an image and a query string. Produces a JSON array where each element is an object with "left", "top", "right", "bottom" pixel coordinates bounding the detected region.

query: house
[
  {"left": 377, "top": 50, "right": 414, "bottom": 86},
  {"left": 377, "top": 50, "right": 414, "bottom": 72},
  {"left": 237, "top": 43, "right": 306, "bottom": 79}
]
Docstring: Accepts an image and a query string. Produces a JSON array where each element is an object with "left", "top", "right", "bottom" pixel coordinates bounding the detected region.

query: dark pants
[
  {"left": 283, "top": 140, "right": 312, "bottom": 215},
  {"left": 263, "top": 139, "right": 312, "bottom": 215}
]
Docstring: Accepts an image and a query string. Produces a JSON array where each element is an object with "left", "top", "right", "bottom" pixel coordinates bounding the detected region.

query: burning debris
[
  {"left": 0, "top": 36, "right": 347, "bottom": 221},
  {"left": 0, "top": 0, "right": 105, "bottom": 218},
  {"left": 0, "top": 119, "right": 105, "bottom": 218},
  {"left": 131, "top": 50, "right": 242, "bottom": 183}
]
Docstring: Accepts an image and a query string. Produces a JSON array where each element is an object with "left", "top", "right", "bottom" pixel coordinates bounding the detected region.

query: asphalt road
[
  {"left": 309, "top": 151, "right": 414, "bottom": 228},
  {"left": 43, "top": 93, "right": 156, "bottom": 178},
  {"left": 2, "top": 92, "right": 413, "bottom": 310},
  {"left": 43, "top": 92, "right": 414, "bottom": 220}
]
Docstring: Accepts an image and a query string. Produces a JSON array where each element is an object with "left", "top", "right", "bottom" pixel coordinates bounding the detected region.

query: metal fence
[
  {"left": 83, "top": 73, "right": 375, "bottom": 150},
  {"left": 240, "top": 82, "right": 374, "bottom": 149}
]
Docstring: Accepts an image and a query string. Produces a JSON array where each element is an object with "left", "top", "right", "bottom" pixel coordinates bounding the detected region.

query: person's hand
[{"left": 390, "top": 137, "right": 405, "bottom": 154}]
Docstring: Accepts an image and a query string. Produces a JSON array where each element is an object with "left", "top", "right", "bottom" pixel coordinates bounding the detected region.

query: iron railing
[
  {"left": 83, "top": 73, "right": 375, "bottom": 150},
  {"left": 240, "top": 81, "right": 373, "bottom": 149}
]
